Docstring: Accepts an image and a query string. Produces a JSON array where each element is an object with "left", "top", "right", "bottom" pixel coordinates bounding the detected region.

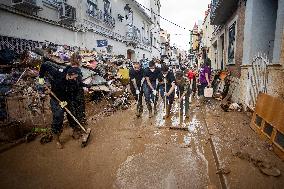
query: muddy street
[{"left": 0, "top": 99, "right": 283, "bottom": 189}]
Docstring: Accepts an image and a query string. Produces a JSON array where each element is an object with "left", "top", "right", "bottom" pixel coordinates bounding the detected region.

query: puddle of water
[
  {"left": 153, "top": 130, "right": 162, "bottom": 136},
  {"left": 183, "top": 134, "right": 191, "bottom": 145},
  {"left": 187, "top": 115, "right": 201, "bottom": 134},
  {"left": 170, "top": 132, "right": 178, "bottom": 142}
]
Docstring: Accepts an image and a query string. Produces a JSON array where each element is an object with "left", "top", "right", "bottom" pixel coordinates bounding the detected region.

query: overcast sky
[{"left": 137, "top": 0, "right": 211, "bottom": 50}]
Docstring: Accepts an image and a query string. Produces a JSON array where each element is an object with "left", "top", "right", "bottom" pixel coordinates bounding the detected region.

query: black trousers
[
  {"left": 130, "top": 84, "right": 143, "bottom": 112},
  {"left": 50, "top": 96, "right": 86, "bottom": 134}
]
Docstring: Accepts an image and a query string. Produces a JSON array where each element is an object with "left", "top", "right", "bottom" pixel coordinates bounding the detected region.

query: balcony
[
  {"left": 210, "top": 0, "right": 239, "bottom": 25},
  {"left": 12, "top": 0, "right": 43, "bottom": 13},
  {"left": 87, "top": 9, "right": 103, "bottom": 21},
  {"left": 142, "top": 37, "right": 150, "bottom": 46},
  {"left": 126, "top": 25, "right": 141, "bottom": 45},
  {"left": 58, "top": 2, "right": 76, "bottom": 24},
  {"left": 103, "top": 12, "right": 115, "bottom": 28}
]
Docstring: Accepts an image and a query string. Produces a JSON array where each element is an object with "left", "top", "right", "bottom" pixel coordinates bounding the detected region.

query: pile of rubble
[{"left": 0, "top": 44, "right": 134, "bottom": 141}]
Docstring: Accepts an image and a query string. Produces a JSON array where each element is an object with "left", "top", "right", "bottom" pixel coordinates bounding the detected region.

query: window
[
  {"left": 43, "top": 0, "right": 61, "bottom": 7},
  {"left": 87, "top": 0, "right": 98, "bottom": 13},
  {"left": 103, "top": 0, "right": 111, "bottom": 15},
  {"left": 228, "top": 21, "right": 236, "bottom": 64}
]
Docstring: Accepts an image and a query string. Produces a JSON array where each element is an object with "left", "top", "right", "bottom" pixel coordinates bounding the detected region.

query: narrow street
[{"left": 0, "top": 99, "right": 283, "bottom": 189}]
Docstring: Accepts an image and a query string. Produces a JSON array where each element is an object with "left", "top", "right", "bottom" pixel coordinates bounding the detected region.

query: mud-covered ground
[{"left": 0, "top": 98, "right": 283, "bottom": 189}]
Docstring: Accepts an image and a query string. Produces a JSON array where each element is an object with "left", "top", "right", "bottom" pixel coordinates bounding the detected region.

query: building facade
[
  {"left": 209, "top": 0, "right": 284, "bottom": 107},
  {"left": 160, "top": 28, "right": 170, "bottom": 58},
  {"left": 0, "top": 0, "right": 161, "bottom": 60}
]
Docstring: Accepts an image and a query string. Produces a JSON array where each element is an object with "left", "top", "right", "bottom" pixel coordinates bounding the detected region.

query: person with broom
[
  {"left": 175, "top": 71, "right": 191, "bottom": 119},
  {"left": 143, "top": 61, "right": 162, "bottom": 118},
  {"left": 38, "top": 53, "right": 87, "bottom": 149},
  {"left": 129, "top": 62, "right": 144, "bottom": 118},
  {"left": 160, "top": 65, "right": 176, "bottom": 119}
]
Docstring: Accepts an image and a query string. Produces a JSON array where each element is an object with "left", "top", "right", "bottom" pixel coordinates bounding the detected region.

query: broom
[{"left": 50, "top": 91, "right": 91, "bottom": 148}]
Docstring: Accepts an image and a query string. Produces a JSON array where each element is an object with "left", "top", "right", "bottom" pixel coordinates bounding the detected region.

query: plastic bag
[{"left": 204, "top": 87, "right": 213, "bottom": 97}]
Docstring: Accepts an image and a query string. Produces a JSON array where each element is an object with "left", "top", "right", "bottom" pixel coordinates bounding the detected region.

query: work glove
[
  {"left": 136, "top": 89, "right": 140, "bottom": 95},
  {"left": 38, "top": 78, "right": 45, "bottom": 85},
  {"left": 152, "top": 90, "right": 157, "bottom": 96},
  {"left": 60, "top": 101, "right": 68, "bottom": 108}
]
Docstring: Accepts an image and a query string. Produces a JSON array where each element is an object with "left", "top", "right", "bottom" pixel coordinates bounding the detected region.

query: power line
[{"left": 131, "top": 0, "right": 193, "bottom": 32}]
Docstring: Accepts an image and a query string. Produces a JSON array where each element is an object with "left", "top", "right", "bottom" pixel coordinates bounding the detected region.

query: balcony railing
[
  {"left": 103, "top": 12, "right": 115, "bottom": 28},
  {"left": 126, "top": 25, "right": 141, "bottom": 44},
  {"left": 210, "top": 0, "right": 238, "bottom": 25},
  {"left": 87, "top": 9, "right": 103, "bottom": 21},
  {"left": 142, "top": 37, "right": 150, "bottom": 46}
]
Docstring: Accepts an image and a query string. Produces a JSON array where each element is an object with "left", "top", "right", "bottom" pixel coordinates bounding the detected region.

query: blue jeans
[{"left": 143, "top": 81, "right": 158, "bottom": 105}]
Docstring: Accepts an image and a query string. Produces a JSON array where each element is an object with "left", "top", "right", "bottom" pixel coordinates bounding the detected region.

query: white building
[{"left": 0, "top": 0, "right": 161, "bottom": 61}]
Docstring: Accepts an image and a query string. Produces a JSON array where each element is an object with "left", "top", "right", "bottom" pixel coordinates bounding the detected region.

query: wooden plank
[{"left": 251, "top": 93, "right": 284, "bottom": 160}]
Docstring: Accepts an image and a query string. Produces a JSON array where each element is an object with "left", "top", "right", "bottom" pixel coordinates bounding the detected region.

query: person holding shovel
[
  {"left": 129, "top": 62, "right": 144, "bottom": 118},
  {"left": 160, "top": 65, "right": 176, "bottom": 119},
  {"left": 175, "top": 71, "right": 191, "bottom": 119},
  {"left": 143, "top": 61, "right": 161, "bottom": 118},
  {"left": 38, "top": 53, "right": 86, "bottom": 149}
]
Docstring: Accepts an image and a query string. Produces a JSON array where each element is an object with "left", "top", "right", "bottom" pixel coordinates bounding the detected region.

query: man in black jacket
[
  {"left": 143, "top": 61, "right": 161, "bottom": 118},
  {"left": 160, "top": 65, "right": 176, "bottom": 119},
  {"left": 129, "top": 62, "right": 144, "bottom": 117},
  {"left": 39, "top": 61, "right": 85, "bottom": 149}
]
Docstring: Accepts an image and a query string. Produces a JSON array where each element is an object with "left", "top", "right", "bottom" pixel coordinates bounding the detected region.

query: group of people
[
  {"left": 37, "top": 52, "right": 211, "bottom": 149},
  {"left": 129, "top": 58, "right": 212, "bottom": 119}
]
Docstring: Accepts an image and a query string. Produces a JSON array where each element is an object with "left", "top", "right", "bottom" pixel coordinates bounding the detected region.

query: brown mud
[{"left": 0, "top": 98, "right": 283, "bottom": 189}]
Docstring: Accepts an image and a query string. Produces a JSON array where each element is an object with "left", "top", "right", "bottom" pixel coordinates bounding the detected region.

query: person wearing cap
[
  {"left": 143, "top": 60, "right": 162, "bottom": 118},
  {"left": 160, "top": 65, "right": 176, "bottom": 119},
  {"left": 38, "top": 53, "right": 86, "bottom": 149},
  {"left": 129, "top": 62, "right": 144, "bottom": 117},
  {"left": 63, "top": 53, "right": 87, "bottom": 139},
  {"left": 176, "top": 71, "right": 191, "bottom": 118}
]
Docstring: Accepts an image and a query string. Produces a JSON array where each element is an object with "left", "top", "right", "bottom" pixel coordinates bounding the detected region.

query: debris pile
[{"left": 0, "top": 43, "right": 134, "bottom": 142}]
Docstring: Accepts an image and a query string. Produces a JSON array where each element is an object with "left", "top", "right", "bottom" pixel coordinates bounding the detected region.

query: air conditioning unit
[
  {"left": 59, "top": 2, "right": 76, "bottom": 23},
  {"left": 11, "top": 0, "right": 43, "bottom": 11}
]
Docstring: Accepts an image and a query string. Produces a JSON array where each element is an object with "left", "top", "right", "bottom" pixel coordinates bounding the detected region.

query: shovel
[
  {"left": 178, "top": 90, "right": 182, "bottom": 124},
  {"left": 50, "top": 91, "right": 91, "bottom": 148},
  {"left": 164, "top": 78, "right": 167, "bottom": 117},
  {"left": 153, "top": 79, "right": 159, "bottom": 113}
]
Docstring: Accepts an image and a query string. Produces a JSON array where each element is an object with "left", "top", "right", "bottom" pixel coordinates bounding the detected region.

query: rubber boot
[
  {"left": 185, "top": 111, "right": 190, "bottom": 119},
  {"left": 154, "top": 103, "right": 157, "bottom": 115},
  {"left": 54, "top": 133, "right": 63, "bottom": 149},
  {"left": 136, "top": 105, "right": 143, "bottom": 118},
  {"left": 163, "top": 104, "right": 172, "bottom": 119},
  {"left": 147, "top": 103, "right": 153, "bottom": 118}
]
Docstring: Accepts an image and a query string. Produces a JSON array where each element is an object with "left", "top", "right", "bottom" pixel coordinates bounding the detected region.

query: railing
[
  {"left": 126, "top": 24, "right": 141, "bottom": 44},
  {"left": 142, "top": 37, "right": 150, "bottom": 46},
  {"left": 103, "top": 12, "right": 115, "bottom": 28},
  {"left": 87, "top": 9, "right": 103, "bottom": 21},
  {"left": 246, "top": 53, "right": 269, "bottom": 110},
  {"left": 210, "top": 0, "right": 219, "bottom": 14}
]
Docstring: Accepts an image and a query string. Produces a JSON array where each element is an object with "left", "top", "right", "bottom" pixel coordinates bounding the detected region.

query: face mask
[
  {"left": 66, "top": 80, "right": 77, "bottom": 86},
  {"left": 150, "top": 68, "right": 155, "bottom": 72}
]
